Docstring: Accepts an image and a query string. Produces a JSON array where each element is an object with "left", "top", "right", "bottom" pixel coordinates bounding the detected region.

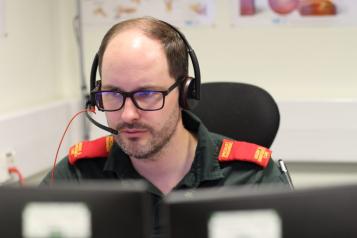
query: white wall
[
  {"left": 80, "top": 1, "right": 357, "bottom": 100},
  {"left": 0, "top": 99, "right": 83, "bottom": 179},
  {"left": 1, "top": 1, "right": 51, "bottom": 113},
  {"left": 187, "top": 1, "right": 357, "bottom": 100},
  {"left": 0, "top": 0, "right": 83, "bottom": 184},
  {"left": 0, "top": 0, "right": 80, "bottom": 114},
  {"left": 0, "top": 0, "right": 356, "bottom": 187}
]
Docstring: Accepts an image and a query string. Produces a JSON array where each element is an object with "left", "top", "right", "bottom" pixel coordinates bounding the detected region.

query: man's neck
[{"left": 130, "top": 120, "right": 197, "bottom": 195}]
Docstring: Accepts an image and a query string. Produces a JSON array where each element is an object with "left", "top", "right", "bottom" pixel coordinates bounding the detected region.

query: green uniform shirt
[{"left": 41, "top": 110, "right": 288, "bottom": 237}]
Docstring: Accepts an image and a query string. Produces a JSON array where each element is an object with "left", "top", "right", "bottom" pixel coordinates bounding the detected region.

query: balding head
[{"left": 98, "top": 17, "right": 188, "bottom": 82}]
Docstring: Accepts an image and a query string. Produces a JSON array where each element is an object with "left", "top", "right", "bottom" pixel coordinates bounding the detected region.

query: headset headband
[{"left": 88, "top": 19, "right": 201, "bottom": 109}]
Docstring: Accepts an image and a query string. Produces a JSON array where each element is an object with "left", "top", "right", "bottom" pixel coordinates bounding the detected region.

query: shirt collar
[
  {"left": 103, "top": 145, "right": 163, "bottom": 195},
  {"left": 103, "top": 142, "right": 136, "bottom": 178},
  {"left": 178, "top": 110, "right": 224, "bottom": 188}
]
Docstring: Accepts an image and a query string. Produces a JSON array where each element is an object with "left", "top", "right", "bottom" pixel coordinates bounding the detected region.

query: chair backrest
[{"left": 191, "top": 82, "right": 280, "bottom": 148}]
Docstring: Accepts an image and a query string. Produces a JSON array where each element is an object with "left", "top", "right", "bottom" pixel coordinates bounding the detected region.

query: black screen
[
  {"left": 164, "top": 183, "right": 357, "bottom": 238},
  {"left": 0, "top": 181, "right": 152, "bottom": 238}
]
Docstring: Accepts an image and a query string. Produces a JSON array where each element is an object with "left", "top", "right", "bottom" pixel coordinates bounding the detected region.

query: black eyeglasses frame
[{"left": 92, "top": 79, "right": 181, "bottom": 112}]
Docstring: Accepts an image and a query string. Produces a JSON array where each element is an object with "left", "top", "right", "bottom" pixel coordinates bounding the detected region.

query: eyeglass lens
[{"left": 95, "top": 91, "right": 165, "bottom": 111}]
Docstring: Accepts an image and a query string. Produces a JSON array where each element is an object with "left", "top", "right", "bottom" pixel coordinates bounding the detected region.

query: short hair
[{"left": 98, "top": 16, "right": 188, "bottom": 81}]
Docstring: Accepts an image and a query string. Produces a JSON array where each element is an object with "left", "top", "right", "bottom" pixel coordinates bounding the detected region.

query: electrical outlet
[{"left": 0, "top": 150, "right": 15, "bottom": 184}]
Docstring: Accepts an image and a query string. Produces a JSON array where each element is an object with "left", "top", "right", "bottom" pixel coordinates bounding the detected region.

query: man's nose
[{"left": 120, "top": 98, "right": 140, "bottom": 123}]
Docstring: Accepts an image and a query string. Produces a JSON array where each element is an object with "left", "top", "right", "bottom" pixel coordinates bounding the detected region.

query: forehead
[{"left": 101, "top": 30, "right": 172, "bottom": 90}]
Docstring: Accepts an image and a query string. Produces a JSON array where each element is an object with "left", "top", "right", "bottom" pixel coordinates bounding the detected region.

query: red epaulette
[
  {"left": 68, "top": 135, "right": 114, "bottom": 165},
  {"left": 218, "top": 139, "right": 271, "bottom": 168}
]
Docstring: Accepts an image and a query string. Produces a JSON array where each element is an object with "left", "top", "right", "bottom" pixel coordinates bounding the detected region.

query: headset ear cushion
[
  {"left": 88, "top": 80, "right": 101, "bottom": 108},
  {"left": 180, "top": 77, "right": 199, "bottom": 110}
]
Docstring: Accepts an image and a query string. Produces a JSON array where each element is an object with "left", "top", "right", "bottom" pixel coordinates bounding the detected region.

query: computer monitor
[
  {"left": 0, "top": 181, "right": 152, "bottom": 238},
  {"left": 163, "top": 183, "right": 357, "bottom": 238}
]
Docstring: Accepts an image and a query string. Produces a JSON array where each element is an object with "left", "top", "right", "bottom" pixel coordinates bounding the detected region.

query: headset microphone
[
  {"left": 85, "top": 54, "right": 119, "bottom": 135},
  {"left": 85, "top": 105, "right": 119, "bottom": 135}
]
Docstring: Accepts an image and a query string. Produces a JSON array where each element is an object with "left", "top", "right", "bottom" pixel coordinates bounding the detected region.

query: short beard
[{"left": 115, "top": 108, "right": 180, "bottom": 159}]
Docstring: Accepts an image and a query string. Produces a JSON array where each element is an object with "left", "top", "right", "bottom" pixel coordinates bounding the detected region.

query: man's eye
[
  {"left": 102, "top": 91, "right": 121, "bottom": 98},
  {"left": 135, "top": 91, "right": 159, "bottom": 97}
]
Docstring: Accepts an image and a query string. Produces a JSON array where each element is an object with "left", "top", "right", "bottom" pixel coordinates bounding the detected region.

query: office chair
[
  {"left": 191, "top": 82, "right": 294, "bottom": 189},
  {"left": 191, "top": 82, "right": 280, "bottom": 148}
]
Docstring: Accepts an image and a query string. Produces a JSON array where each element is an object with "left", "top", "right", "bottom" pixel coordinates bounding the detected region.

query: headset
[{"left": 86, "top": 19, "right": 201, "bottom": 135}]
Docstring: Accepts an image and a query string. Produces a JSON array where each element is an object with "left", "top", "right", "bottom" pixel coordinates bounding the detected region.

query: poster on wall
[
  {"left": 81, "top": 0, "right": 215, "bottom": 27},
  {"left": 232, "top": 0, "right": 357, "bottom": 26}
]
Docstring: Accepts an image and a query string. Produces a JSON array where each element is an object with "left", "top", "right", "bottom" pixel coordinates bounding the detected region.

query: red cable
[
  {"left": 51, "top": 109, "right": 91, "bottom": 184},
  {"left": 8, "top": 166, "right": 25, "bottom": 186}
]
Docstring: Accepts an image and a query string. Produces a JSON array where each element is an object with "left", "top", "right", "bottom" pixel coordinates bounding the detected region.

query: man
[{"left": 42, "top": 16, "right": 289, "bottom": 236}]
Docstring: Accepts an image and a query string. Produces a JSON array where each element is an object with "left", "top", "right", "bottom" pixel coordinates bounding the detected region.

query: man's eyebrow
[
  {"left": 101, "top": 84, "right": 120, "bottom": 91},
  {"left": 101, "top": 84, "right": 166, "bottom": 91},
  {"left": 135, "top": 85, "right": 166, "bottom": 91}
]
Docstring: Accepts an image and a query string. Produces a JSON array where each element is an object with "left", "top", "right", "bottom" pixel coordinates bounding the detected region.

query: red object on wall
[
  {"left": 240, "top": 0, "right": 256, "bottom": 15},
  {"left": 299, "top": 0, "right": 337, "bottom": 16},
  {"left": 268, "top": 0, "right": 299, "bottom": 14}
]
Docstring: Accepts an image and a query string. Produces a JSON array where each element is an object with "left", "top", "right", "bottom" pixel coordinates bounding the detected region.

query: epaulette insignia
[
  {"left": 68, "top": 135, "right": 114, "bottom": 165},
  {"left": 218, "top": 139, "right": 271, "bottom": 168}
]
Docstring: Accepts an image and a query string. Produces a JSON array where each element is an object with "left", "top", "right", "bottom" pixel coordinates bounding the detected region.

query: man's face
[{"left": 101, "top": 30, "right": 181, "bottom": 159}]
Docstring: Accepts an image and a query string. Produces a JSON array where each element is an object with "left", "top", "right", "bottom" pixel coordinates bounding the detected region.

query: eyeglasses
[{"left": 93, "top": 80, "right": 180, "bottom": 111}]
